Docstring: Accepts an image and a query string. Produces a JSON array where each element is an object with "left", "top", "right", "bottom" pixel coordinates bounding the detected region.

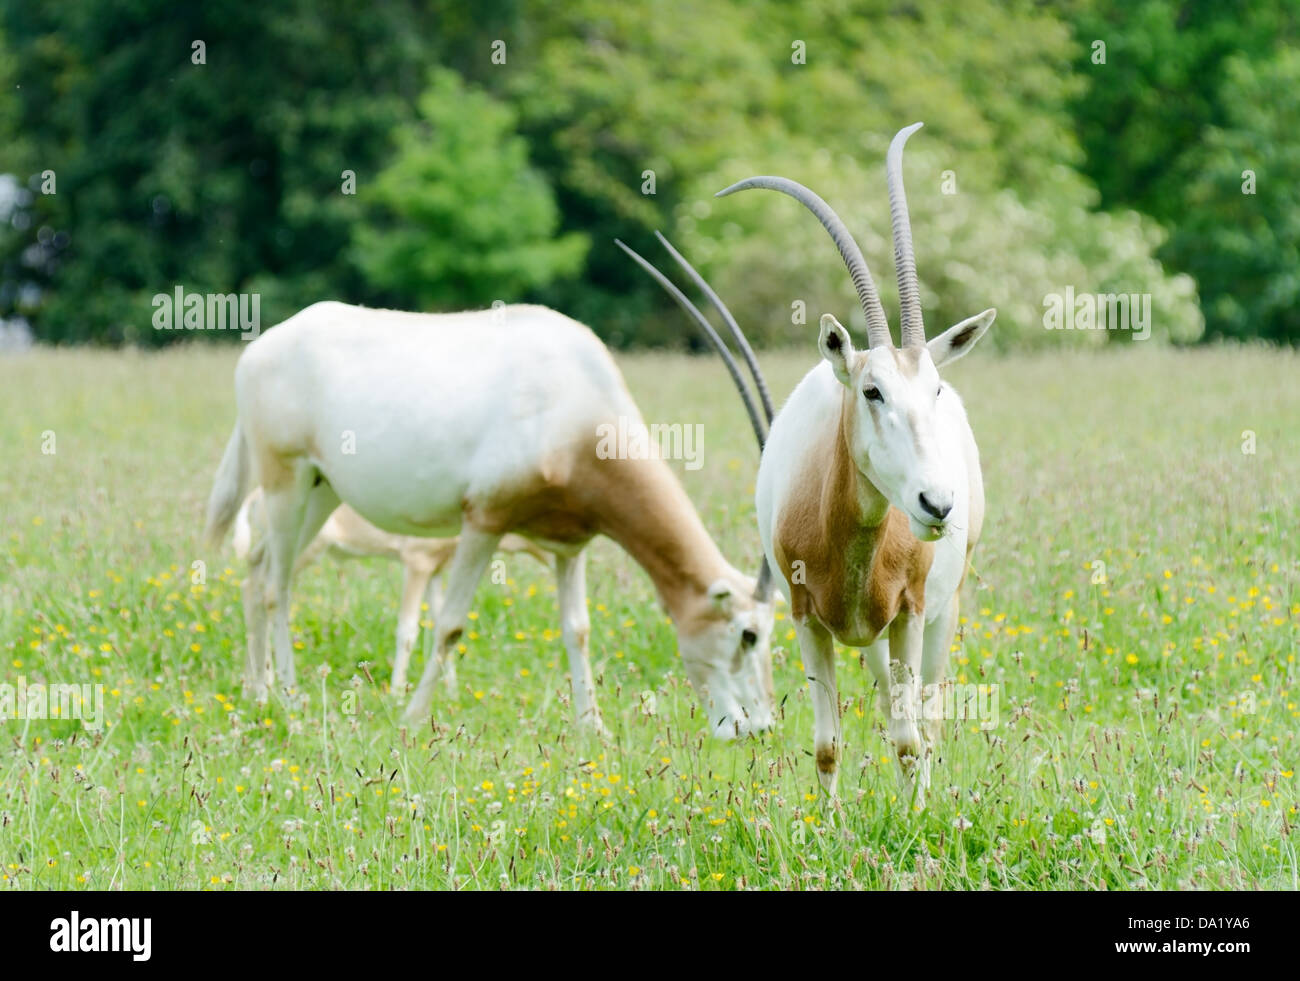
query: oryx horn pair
[
  {"left": 615, "top": 122, "right": 933, "bottom": 599},
  {"left": 715, "top": 121, "right": 929, "bottom": 350},
  {"left": 614, "top": 233, "right": 774, "bottom": 603}
]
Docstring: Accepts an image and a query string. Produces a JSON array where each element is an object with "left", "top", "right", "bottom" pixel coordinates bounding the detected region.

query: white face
[
  {"left": 850, "top": 344, "right": 955, "bottom": 541},
  {"left": 678, "top": 582, "right": 775, "bottom": 739},
  {"left": 819, "top": 310, "right": 995, "bottom": 541}
]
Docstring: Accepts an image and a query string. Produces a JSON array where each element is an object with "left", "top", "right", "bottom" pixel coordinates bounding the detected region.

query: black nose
[{"left": 918, "top": 492, "right": 951, "bottom": 521}]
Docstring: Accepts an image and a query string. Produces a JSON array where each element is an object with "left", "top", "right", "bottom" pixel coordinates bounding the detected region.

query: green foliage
[
  {"left": 1067, "top": 0, "right": 1300, "bottom": 342},
  {"left": 0, "top": 27, "right": 31, "bottom": 319},
  {"left": 1162, "top": 50, "right": 1300, "bottom": 343},
  {"left": 0, "top": 0, "right": 440, "bottom": 343},
  {"left": 0, "top": 28, "right": 22, "bottom": 159},
  {"left": 352, "top": 70, "right": 587, "bottom": 310},
  {"left": 679, "top": 144, "right": 1202, "bottom": 349},
  {"left": 511, "top": 0, "right": 1198, "bottom": 347},
  {"left": 1067, "top": 0, "right": 1296, "bottom": 219},
  {"left": 653, "top": 0, "right": 1200, "bottom": 347},
  {"left": 506, "top": 0, "right": 774, "bottom": 344},
  {"left": 1, "top": 0, "right": 1294, "bottom": 346}
]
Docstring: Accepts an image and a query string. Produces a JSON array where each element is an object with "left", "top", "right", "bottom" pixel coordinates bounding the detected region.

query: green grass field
[{"left": 2, "top": 341, "right": 1297, "bottom": 890}]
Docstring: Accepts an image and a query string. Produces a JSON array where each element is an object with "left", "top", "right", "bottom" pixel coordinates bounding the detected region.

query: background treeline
[{"left": 0, "top": 0, "right": 1295, "bottom": 349}]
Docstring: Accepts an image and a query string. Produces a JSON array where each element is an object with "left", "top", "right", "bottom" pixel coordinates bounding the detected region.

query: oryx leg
[
  {"left": 261, "top": 470, "right": 338, "bottom": 693},
  {"left": 888, "top": 608, "right": 929, "bottom": 807},
  {"left": 863, "top": 632, "right": 892, "bottom": 724},
  {"left": 555, "top": 549, "right": 606, "bottom": 736},
  {"left": 921, "top": 595, "right": 960, "bottom": 757},
  {"left": 403, "top": 527, "right": 501, "bottom": 723},
  {"left": 426, "top": 573, "right": 446, "bottom": 621},
  {"left": 290, "top": 529, "right": 331, "bottom": 578},
  {"left": 795, "top": 619, "right": 840, "bottom": 797},
  {"left": 419, "top": 572, "right": 445, "bottom": 669},
  {"left": 392, "top": 558, "right": 436, "bottom": 692},
  {"left": 240, "top": 537, "right": 273, "bottom": 701}
]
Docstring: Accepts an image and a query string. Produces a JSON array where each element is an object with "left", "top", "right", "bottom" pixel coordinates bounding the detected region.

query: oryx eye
[
  {"left": 864, "top": 386, "right": 883, "bottom": 403},
  {"left": 741, "top": 628, "right": 758, "bottom": 647},
  {"left": 936, "top": 385, "right": 942, "bottom": 397}
]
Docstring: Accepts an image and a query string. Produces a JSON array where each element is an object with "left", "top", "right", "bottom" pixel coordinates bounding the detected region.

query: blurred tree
[
  {"left": 0, "top": 0, "right": 480, "bottom": 343},
  {"left": 510, "top": 0, "right": 1199, "bottom": 347},
  {"left": 1163, "top": 50, "right": 1300, "bottom": 343},
  {"left": 505, "top": 0, "right": 775, "bottom": 344},
  {"left": 1067, "top": 0, "right": 1299, "bottom": 341},
  {"left": 0, "top": 0, "right": 1249, "bottom": 347},
  {"left": 352, "top": 70, "right": 587, "bottom": 310},
  {"left": 1067, "top": 0, "right": 1293, "bottom": 218},
  {"left": 0, "top": 28, "right": 21, "bottom": 159},
  {"left": 678, "top": 138, "right": 1202, "bottom": 351},
  {"left": 0, "top": 26, "right": 33, "bottom": 323}
]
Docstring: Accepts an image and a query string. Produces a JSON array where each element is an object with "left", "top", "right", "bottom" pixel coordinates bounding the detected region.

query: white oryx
[
  {"left": 718, "top": 123, "right": 994, "bottom": 805},
  {"left": 204, "top": 286, "right": 775, "bottom": 737},
  {"left": 232, "top": 488, "right": 549, "bottom": 692}
]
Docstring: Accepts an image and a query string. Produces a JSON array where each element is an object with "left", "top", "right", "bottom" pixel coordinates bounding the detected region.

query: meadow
[{"left": 1, "top": 340, "right": 1297, "bottom": 890}]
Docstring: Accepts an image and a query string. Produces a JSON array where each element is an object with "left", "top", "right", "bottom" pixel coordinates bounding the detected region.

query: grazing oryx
[
  {"left": 718, "top": 122, "right": 995, "bottom": 806},
  {"left": 204, "top": 295, "right": 775, "bottom": 737},
  {"left": 232, "top": 488, "right": 549, "bottom": 692}
]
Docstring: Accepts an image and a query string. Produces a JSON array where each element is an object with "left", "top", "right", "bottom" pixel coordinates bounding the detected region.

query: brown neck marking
[
  {"left": 774, "top": 388, "right": 932, "bottom": 644},
  {"left": 466, "top": 438, "right": 745, "bottom": 637},
  {"left": 580, "top": 454, "right": 742, "bottom": 634}
]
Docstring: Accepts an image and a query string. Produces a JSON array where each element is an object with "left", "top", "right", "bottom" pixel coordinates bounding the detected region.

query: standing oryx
[
  {"left": 204, "top": 294, "right": 775, "bottom": 738},
  {"left": 719, "top": 123, "right": 995, "bottom": 806}
]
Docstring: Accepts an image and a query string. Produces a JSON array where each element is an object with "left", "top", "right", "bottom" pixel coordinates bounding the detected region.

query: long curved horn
[
  {"left": 754, "top": 559, "right": 772, "bottom": 602},
  {"left": 887, "top": 122, "right": 925, "bottom": 347},
  {"left": 615, "top": 238, "right": 767, "bottom": 448},
  {"left": 715, "top": 176, "right": 893, "bottom": 349},
  {"left": 616, "top": 236, "right": 775, "bottom": 602},
  {"left": 652, "top": 231, "right": 774, "bottom": 426}
]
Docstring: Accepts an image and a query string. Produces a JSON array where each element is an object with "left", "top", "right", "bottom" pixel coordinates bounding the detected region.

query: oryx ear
[
  {"left": 818, "top": 314, "right": 855, "bottom": 385},
  {"left": 929, "top": 308, "right": 995, "bottom": 367},
  {"left": 707, "top": 579, "right": 735, "bottom": 615}
]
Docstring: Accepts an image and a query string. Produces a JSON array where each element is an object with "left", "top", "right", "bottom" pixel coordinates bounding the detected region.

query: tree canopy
[{"left": 0, "top": 0, "right": 1294, "bottom": 347}]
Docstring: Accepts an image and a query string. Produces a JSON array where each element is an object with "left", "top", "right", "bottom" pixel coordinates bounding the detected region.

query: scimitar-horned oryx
[
  {"left": 717, "top": 122, "right": 996, "bottom": 806},
  {"left": 205, "top": 286, "right": 775, "bottom": 737}
]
